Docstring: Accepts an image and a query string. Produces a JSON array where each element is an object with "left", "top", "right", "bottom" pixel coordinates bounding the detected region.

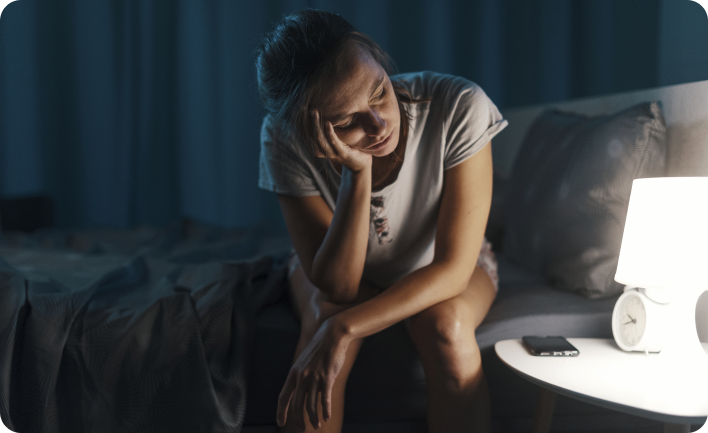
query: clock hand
[
  {"left": 622, "top": 320, "right": 634, "bottom": 325},
  {"left": 627, "top": 314, "right": 634, "bottom": 321}
]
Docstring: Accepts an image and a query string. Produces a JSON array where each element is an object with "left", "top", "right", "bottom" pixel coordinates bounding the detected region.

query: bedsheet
[{"left": 0, "top": 220, "right": 290, "bottom": 433}]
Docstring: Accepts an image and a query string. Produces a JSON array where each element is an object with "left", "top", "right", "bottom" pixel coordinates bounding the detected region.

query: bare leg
[
  {"left": 407, "top": 265, "right": 497, "bottom": 433},
  {"left": 280, "top": 265, "right": 377, "bottom": 433}
]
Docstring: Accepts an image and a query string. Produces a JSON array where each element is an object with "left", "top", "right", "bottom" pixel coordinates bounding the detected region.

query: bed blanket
[{"left": 0, "top": 220, "right": 290, "bottom": 433}]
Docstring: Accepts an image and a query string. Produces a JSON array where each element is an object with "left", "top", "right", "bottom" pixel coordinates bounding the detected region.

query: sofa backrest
[
  {"left": 493, "top": 79, "right": 708, "bottom": 343},
  {"left": 493, "top": 79, "right": 708, "bottom": 179}
]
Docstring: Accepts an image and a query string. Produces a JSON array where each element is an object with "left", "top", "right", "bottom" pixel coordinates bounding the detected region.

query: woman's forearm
[
  {"left": 330, "top": 258, "right": 478, "bottom": 342},
  {"left": 310, "top": 164, "right": 372, "bottom": 303}
]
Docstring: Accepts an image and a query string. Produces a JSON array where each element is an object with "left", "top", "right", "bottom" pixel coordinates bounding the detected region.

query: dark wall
[{"left": 0, "top": 0, "right": 706, "bottom": 231}]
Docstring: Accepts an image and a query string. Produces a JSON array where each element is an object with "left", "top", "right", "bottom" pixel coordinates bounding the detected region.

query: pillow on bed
[{"left": 502, "top": 101, "right": 667, "bottom": 299}]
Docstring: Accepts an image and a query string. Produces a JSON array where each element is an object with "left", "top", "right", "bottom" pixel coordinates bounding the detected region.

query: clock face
[{"left": 619, "top": 296, "right": 647, "bottom": 347}]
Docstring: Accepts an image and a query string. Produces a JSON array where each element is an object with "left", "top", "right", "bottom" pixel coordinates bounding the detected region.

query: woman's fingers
[
  {"left": 324, "top": 116, "right": 371, "bottom": 173},
  {"left": 312, "top": 110, "right": 337, "bottom": 159},
  {"left": 276, "top": 372, "right": 296, "bottom": 427},
  {"left": 291, "top": 384, "right": 308, "bottom": 431},
  {"left": 306, "top": 383, "right": 320, "bottom": 429},
  {"left": 277, "top": 370, "right": 330, "bottom": 431},
  {"left": 310, "top": 110, "right": 326, "bottom": 158},
  {"left": 312, "top": 110, "right": 351, "bottom": 162},
  {"left": 277, "top": 367, "right": 323, "bottom": 430},
  {"left": 324, "top": 121, "right": 343, "bottom": 153},
  {"left": 320, "top": 378, "right": 332, "bottom": 422}
]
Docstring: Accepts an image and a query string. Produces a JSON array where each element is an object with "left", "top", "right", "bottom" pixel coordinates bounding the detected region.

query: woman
[{"left": 256, "top": 9, "right": 507, "bottom": 433}]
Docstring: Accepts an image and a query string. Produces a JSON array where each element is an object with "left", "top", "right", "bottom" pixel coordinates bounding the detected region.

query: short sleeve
[
  {"left": 444, "top": 81, "right": 508, "bottom": 170},
  {"left": 258, "top": 115, "right": 321, "bottom": 196}
]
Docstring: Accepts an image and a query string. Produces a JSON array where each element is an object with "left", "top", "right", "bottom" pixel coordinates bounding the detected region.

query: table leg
[
  {"left": 532, "top": 387, "right": 557, "bottom": 433},
  {"left": 663, "top": 423, "right": 690, "bottom": 433}
]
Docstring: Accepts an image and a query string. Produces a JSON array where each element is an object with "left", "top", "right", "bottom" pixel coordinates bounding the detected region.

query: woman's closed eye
[
  {"left": 336, "top": 90, "right": 387, "bottom": 130},
  {"left": 336, "top": 117, "right": 356, "bottom": 129}
]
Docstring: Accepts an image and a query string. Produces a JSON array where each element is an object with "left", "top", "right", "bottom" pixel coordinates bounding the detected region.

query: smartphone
[{"left": 522, "top": 336, "right": 580, "bottom": 356}]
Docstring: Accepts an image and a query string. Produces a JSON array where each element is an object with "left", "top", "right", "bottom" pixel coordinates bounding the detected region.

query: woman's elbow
[
  {"left": 323, "top": 280, "right": 359, "bottom": 304},
  {"left": 311, "top": 275, "right": 359, "bottom": 304},
  {"left": 324, "top": 289, "right": 358, "bottom": 305},
  {"left": 308, "top": 266, "right": 360, "bottom": 304}
]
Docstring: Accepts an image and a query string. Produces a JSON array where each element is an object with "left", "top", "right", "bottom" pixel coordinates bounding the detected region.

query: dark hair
[{"left": 255, "top": 9, "right": 424, "bottom": 155}]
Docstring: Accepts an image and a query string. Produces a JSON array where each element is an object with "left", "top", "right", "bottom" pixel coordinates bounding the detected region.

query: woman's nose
[{"left": 366, "top": 110, "right": 387, "bottom": 136}]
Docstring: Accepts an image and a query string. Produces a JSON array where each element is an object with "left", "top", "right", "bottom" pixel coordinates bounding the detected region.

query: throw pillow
[{"left": 502, "top": 102, "right": 667, "bottom": 299}]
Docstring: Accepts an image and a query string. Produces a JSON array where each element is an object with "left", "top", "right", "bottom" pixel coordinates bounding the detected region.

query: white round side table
[{"left": 495, "top": 338, "right": 708, "bottom": 433}]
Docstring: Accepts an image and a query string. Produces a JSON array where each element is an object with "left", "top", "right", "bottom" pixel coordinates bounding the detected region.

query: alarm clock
[{"left": 611, "top": 286, "right": 670, "bottom": 352}]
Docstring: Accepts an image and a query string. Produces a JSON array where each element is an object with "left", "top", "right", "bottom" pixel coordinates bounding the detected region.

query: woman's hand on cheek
[
  {"left": 312, "top": 110, "right": 372, "bottom": 173},
  {"left": 276, "top": 317, "right": 351, "bottom": 431}
]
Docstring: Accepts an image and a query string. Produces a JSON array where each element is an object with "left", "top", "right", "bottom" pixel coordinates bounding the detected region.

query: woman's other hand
[
  {"left": 276, "top": 316, "right": 351, "bottom": 431},
  {"left": 311, "top": 110, "right": 372, "bottom": 173}
]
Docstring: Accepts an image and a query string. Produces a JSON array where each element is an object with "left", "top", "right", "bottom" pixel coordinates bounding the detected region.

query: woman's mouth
[{"left": 366, "top": 132, "right": 392, "bottom": 151}]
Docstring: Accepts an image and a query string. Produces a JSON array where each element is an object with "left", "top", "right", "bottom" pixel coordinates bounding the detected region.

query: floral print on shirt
[{"left": 370, "top": 196, "right": 393, "bottom": 245}]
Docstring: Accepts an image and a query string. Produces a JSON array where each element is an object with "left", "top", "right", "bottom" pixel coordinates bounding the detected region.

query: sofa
[
  {"left": 1, "top": 79, "right": 707, "bottom": 433},
  {"left": 243, "top": 79, "right": 708, "bottom": 433}
]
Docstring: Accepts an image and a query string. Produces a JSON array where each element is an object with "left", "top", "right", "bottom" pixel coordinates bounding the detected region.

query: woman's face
[{"left": 318, "top": 46, "right": 401, "bottom": 158}]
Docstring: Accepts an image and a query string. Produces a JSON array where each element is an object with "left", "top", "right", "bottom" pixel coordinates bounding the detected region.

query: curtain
[{"left": 1, "top": 0, "right": 702, "bottom": 231}]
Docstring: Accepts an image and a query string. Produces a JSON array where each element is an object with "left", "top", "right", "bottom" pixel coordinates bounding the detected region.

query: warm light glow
[{"left": 615, "top": 177, "right": 708, "bottom": 290}]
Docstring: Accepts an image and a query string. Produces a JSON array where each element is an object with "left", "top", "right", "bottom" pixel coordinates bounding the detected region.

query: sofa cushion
[
  {"left": 502, "top": 102, "right": 667, "bottom": 299},
  {"left": 476, "top": 254, "right": 620, "bottom": 351},
  {"left": 484, "top": 171, "right": 509, "bottom": 252}
]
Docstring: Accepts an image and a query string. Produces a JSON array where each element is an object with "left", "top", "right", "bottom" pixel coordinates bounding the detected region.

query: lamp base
[{"left": 656, "top": 288, "right": 708, "bottom": 362}]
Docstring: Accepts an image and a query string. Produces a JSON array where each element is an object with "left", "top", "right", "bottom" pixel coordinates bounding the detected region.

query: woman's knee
[
  {"left": 409, "top": 298, "right": 484, "bottom": 392},
  {"left": 409, "top": 298, "right": 476, "bottom": 352}
]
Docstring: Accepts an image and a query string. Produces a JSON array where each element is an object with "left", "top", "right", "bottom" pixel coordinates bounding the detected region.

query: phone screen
[{"left": 522, "top": 336, "right": 580, "bottom": 356}]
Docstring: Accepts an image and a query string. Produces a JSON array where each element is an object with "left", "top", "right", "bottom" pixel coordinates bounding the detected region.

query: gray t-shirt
[{"left": 259, "top": 71, "right": 508, "bottom": 290}]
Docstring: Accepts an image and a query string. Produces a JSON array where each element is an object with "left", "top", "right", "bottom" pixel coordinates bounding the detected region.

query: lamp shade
[{"left": 615, "top": 177, "right": 708, "bottom": 290}]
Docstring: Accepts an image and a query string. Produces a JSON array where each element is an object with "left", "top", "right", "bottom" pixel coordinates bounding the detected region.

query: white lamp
[{"left": 615, "top": 177, "right": 708, "bottom": 371}]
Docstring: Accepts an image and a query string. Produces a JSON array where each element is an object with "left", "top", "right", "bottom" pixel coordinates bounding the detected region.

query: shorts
[
  {"left": 287, "top": 237, "right": 499, "bottom": 292},
  {"left": 477, "top": 237, "right": 499, "bottom": 292}
]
